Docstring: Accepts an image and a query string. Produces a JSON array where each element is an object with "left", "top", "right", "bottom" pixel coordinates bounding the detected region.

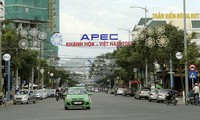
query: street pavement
[{"left": 1, "top": 92, "right": 200, "bottom": 120}]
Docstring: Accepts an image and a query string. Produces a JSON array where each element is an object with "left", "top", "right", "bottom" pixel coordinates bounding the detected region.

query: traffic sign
[
  {"left": 175, "top": 52, "right": 183, "bottom": 59},
  {"left": 188, "top": 70, "right": 197, "bottom": 79},
  {"left": 189, "top": 64, "right": 196, "bottom": 71},
  {"left": 3, "top": 54, "right": 11, "bottom": 61}
]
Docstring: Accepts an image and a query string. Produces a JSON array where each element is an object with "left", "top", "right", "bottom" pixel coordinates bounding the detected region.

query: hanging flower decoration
[
  {"left": 139, "top": 32, "right": 146, "bottom": 40},
  {"left": 20, "top": 29, "right": 28, "bottom": 38},
  {"left": 156, "top": 35, "right": 169, "bottom": 47},
  {"left": 155, "top": 25, "right": 165, "bottom": 35},
  {"left": 146, "top": 27, "right": 154, "bottom": 36},
  {"left": 18, "top": 39, "right": 29, "bottom": 49},
  {"left": 138, "top": 25, "right": 168, "bottom": 48},
  {"left": 145, "top": 37, "right": 155, "bottom": 48}
]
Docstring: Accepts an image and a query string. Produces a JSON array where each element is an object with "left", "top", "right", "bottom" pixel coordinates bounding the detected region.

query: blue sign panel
[
  {"left": 80, "top": 34, "right": 118, "bottom": 41},
  {"left": 188, "top": 70, "right": 197, "bottom": 79}
]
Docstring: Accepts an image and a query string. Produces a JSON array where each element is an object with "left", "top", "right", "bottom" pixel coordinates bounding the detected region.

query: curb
[
  {"left": 177, "top": 97, "right": 185, "bottom": 105},
  {"left": 4, "top": 100, "right": 13, "bottom": 107}
]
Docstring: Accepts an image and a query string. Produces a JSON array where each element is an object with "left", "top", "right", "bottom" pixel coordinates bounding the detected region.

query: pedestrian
[{"left": 192, "top": 83, "right": 199, "bottom": 105}]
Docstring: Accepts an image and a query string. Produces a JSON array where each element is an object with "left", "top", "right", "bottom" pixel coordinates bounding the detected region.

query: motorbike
[
  {"left": 61, "top": 93, "right": 66, "bottom": 101},
  {"left": 185, "top": 90, "right": 200, "bottom": 106},
  {"left": 55, "top": 92, "right": 60, "bottom": 101},
  {"left": 165, "top": 94, "right": 178, "bottom": 105},
  {"left": 185, "top": 90, "right": 196, "bottom": 105},
  {"left": 59, "top": 92, "right": 64, "bottom": 100}
]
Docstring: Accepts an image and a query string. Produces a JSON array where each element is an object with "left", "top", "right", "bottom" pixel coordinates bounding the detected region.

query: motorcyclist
[
  {"left": 166, "top": 87, "right": 176, "bottom": 102},
  {"left": 60, "top": 88, "right": 65, "bottom": 99},
  {"left": 193, "top": 83, "right": 199, "bottom": 105},
  {"left": 55, "top": 88, "right": 60, "bottom": 94},
  {"left": 55, "top": 88, "right": 60, "bottom": 101}
]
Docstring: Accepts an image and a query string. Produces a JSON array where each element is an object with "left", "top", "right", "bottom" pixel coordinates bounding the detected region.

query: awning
[
  {"left": 24, "top": 83, "right": 38, "bottom": 88},
  {"left": 130, "top": 80, "right": 140, "bottom": 84}
]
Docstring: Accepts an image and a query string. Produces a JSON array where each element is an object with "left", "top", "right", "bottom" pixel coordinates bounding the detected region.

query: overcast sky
[{"left": 59, "top": 0, "right": 200, "bottom": 59}]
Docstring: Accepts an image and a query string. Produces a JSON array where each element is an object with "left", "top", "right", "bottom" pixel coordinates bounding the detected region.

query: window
[
  {"left": 54, "top": 24, "right": 56, "bottom": 28},
  {"left": 25, "top": 8, "right": 29, "bottom": 13},
  {"left": 53, "top": 12, "right": 56, "bottom": 16}
]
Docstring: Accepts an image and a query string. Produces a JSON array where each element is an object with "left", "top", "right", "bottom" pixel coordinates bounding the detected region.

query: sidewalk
[
  {"left": 6, "top": 100, "right": 13, "bottom": 106},
  {"left": 0, "top": 99, "right": 13, "bottom": 107},
  {"left": 177, "top": 97, "right": 185, "bottom": 105}
]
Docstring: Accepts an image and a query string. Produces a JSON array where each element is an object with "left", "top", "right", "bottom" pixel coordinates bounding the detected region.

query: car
[
  {"left": 64, "top": 87, "right": 91, "bottom": 110},
  {"left": 156, "top": 89, "right": 173, "bottom": 103},
  {"left": 94, "top": 88, "right": 99, "bottom": 92},
  {"left": 122, "top": 88, "right": 136, "bottom": 96},
  {"left": 114, "top": 88, "right": 124, "bottom": 96},
  {"left": 135, "top": 87, "right": 150, "bottom": 100},
  {"left": 35, "top": 89, "right": 48, "bottom": 100},
  {"left": 148, "top": 90, "right": 158, "bottom": 102},
  {"left": 90, "top": 87, "right": 95, "bottom": 92},
  {"left": 13, "top": 90, "right": 37, "bottom": 105},
  {"left": 41, "top": 89, "right": 48, "bottom": 99},
  {"left": 47, "top": 89, "right": 55, "bottom": 98},
  {"left": 35, "top": 90, "right": 44, "bottom": 100}
]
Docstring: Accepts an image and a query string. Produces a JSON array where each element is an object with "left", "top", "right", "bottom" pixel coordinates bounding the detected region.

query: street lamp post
[
  {"left": 118, "top": 28, "right": 131, "bottom": 41},
  {"left": 40, "top": 68, "right": 44, "bottom": 89},
  {"left": 108, "top": 79, "right": 111, "bottom": 91},
  {"left": 0, "top": 24, "right": 2, "bottom": 92},
  {"left": 3, "top": 54, "right": 11, "bottom": 101},
  {"left": 0, "top": 1, "right": 4, "bottom": 92},
  {"left": 66, "top": 80, "right": 69, "bottom": 88},
  {"left": 50, "top": 73, "right": 54, "bottom": 88},
  {"left": 130, "top": 5, "right": 149, "bottom": 87},
  {"left": 116, "top": 76, "right": 120, "bottom": 86},
  {"left": 130, "top": 6, "right": 148, "bottom": 26},
  {"left": 183, "top": 0, "right": 188, "bottom": 98}
]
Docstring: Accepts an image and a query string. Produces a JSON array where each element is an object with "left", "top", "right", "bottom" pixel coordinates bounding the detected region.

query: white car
[
  {"left": 156, "top": 89, "right": 177, "bottom": 103},
  {"left": 94, "top": 88, "right": 99, "bottom": 92},
  {"left": 41, "top": 91, "right": 48, "bottom": 99},
  {"left": 39, "top": 89, "right": 48, "bottom": 99},
  {"left": 135, "top": 87, "right": 151, "bottom": 100},
  {"left": 149, "top": 90, "right": 158, "bottom": 102},
  {"left": 35, "top": 90, "right": 43, "bottom": 100},
  {"left": 115, "top": 88, "right": 124, "bottom": 95},
  {"left": 13, "top": 90, "right": 37, "bottom": 104}
]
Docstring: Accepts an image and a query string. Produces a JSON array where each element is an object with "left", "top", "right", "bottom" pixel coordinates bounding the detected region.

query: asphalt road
[{"left": 0, "top": 92, "right": 200, "bottom": 120}]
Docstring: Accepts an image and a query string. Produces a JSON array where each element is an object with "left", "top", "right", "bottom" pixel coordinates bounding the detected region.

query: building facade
[
  {"left": 132, "top": 13, "right": 200, "bottom": 41},
  {"left": 4, "top": 0, "right": 60, "bottom": 61}
]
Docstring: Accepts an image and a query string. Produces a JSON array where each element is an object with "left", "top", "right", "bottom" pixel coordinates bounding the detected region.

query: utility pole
[
  {"left": 183, "top": 0, "right": 188, "bottom": 98},
  {"left": 130, "top": 5, "right": 148, "bottom": 87},
  {"left": 0, "top": 23, "right": 2, "bottom": 92},
  {"left": 0, "top": 0, "right": 5, "bottom": 92}
]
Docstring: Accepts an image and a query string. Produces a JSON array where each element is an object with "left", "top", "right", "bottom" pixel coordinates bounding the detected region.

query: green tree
[{"left": 113, "top": 24, "right": 200, "bottom": 89}]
